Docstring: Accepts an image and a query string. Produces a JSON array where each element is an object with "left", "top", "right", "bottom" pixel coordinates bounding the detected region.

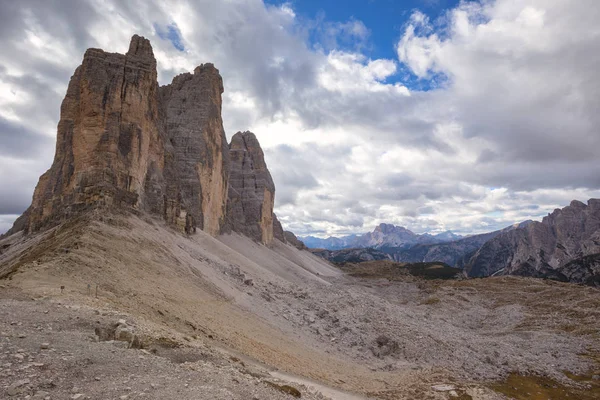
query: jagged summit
[
  {"left": 126, "top": 34, "right": 155, "bottom": 59},
  {"left": 7, "top": 35, "right": 289, "bottom": 247}
]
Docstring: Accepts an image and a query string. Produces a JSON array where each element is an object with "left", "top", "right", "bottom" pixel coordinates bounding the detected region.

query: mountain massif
[{"left": 6, "top": 35, "right": 296, "bottom": 247}]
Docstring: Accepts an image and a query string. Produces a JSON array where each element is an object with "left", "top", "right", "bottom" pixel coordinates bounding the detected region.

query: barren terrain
[{"left": 1, "top": 211, "right": 599, "bottom": 399}]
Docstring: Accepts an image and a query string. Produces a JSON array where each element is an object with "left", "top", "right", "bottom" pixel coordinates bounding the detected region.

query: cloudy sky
[{"left": 1, "top": 0, "right": 599, "bottom": 237}]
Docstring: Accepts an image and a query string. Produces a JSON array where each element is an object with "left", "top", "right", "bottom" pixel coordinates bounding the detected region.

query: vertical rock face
[
  {"left": 26, "top": 35, "right": 165, "bottom": 232},
  {"left": 224, "top": 131, "right": 275, "bottom": 244},
  {"left": 159, "top": 64, "right": 230, "bottom": 236}
]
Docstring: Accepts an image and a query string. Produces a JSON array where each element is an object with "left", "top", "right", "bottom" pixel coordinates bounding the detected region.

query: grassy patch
[
  {"left": 404, "top": 262, "right": 461, "bottom": 280},
  {"left": 420, "top": 297, "right": 441, "bottom": 305},
  {"left": 491, "top": 372, "right": 600, "bottom": 400},
  {"left": 265, "top": 381, "right": 301, "bottom": 397},
  {"left": 337, "top": 260, "right": 460, "bottom": 281}
]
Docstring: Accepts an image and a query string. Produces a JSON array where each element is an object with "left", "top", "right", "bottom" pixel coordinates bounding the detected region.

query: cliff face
[
  {"left": 11, "top": 35, "right": 293, "bottom": 246},
  {"left": 466, "top": 199, "right": 600, "bottom": 285},
  {"left": 159, "top": 64, "right": 230, "bottom": 236},
  {"left": 26, "top": 35, "right": 166, "bottom": 232},
  {"left": 224, "top": 131, "right": 275, "bottom": 244}
]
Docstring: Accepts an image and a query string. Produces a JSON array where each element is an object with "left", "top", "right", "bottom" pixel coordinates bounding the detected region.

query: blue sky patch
[
  {"left": 266, "top": 0, "right": 460, "bottom": 91},
  {"left": 154, "top": 22, "right": 185, "bottom": 51}
]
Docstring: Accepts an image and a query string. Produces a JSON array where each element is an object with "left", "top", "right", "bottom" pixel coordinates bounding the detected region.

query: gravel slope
[{"left": 1, "top": 211, "right": 599, "bottom": 399}]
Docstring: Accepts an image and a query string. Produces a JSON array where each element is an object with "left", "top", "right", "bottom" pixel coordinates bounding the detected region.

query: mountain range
[
  {"left": 305, "top": 202, "right": 600, "bottom": 286},
  {"left": 300, "top": 224, "right": 463, "bottom": 250}
]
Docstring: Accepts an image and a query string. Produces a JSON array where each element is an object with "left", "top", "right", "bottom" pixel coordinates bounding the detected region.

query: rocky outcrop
[
  {"left": 159, "top": 64, "right": 230, "bottom": 235},
  {"left": 466, "top": 199, "right": 600, "bottom": 285},
  {"left": 6, "top": 35, "right": 326, "bottom": 253},
  {"left": 223, "top": 131, "right": 275, "bottom": 244},
  {"left": 9, "top": 35, "right": 285, "bottom": 246},
  {"left": 273, "top": 214, "right": 286, "bottom": 242},
  {"left": 283, "top": 231, "right": 307, "bottom": 250},
  {"left": 25, "top": 35, "right": 166, "bottom": 232}
]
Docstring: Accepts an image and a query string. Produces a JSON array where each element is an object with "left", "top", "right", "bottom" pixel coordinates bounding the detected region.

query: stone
[
  {"left": 39, "top": 343, "right": 50, "bottom": 350},
  {"left": 431, "top": 384, "right": 456, "bottom": 391},
  {"left": 223, "top": 131, "right": 275, "bottom": 244},
  {"left": 71, "top": 394, "right": 84, "bottom": 400},
  {"left": 7, "top": 379, "right": 30, "bottom": 396}
]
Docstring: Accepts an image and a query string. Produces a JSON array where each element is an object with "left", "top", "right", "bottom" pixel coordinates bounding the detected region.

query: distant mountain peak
[
  {"left": 302, "top": 223, "right": 462, "bottom": 250},
  {"left": 374, "top": 223, "right": 414, "bottom": 235}
]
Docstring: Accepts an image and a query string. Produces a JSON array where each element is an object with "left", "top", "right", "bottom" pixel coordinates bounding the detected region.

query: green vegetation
[
  {"left": 403, "top": 262, "right": 460, "bottom": 280},
  {"left": 490, "top": 372, "right": 600, "bottom": 400},
  {"left": 265, "top": 381, "right": 301, "bottom": 397},
  {"left": 337, "top": 260, "right": 461, "bottom": 281}
]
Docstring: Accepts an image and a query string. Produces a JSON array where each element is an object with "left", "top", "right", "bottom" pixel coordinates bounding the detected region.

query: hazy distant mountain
[
  {"left": 299, "top": 224, "right": 463, "bottom": 250},
  {"left": 300, "top": 234, "right": 361, "bottom": 250},
  {"left": 386, "top": 221, "right": 533, "bottom": 268}
]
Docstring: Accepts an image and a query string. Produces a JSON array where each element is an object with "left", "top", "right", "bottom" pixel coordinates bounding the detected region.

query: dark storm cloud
[{"left": 0, "top": 117, "right": 53, "bottom": 157}]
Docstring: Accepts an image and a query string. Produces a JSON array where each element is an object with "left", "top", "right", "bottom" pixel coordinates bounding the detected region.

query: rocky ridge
[
  {"left": 7, "top": 35, "right": 292, "bottom": 246},
  {"left": 388, "top": 221, "right": 533, "bottom": 267},
  {"left": 466, "top": 199, "right": 600, "bottom": 285}
]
